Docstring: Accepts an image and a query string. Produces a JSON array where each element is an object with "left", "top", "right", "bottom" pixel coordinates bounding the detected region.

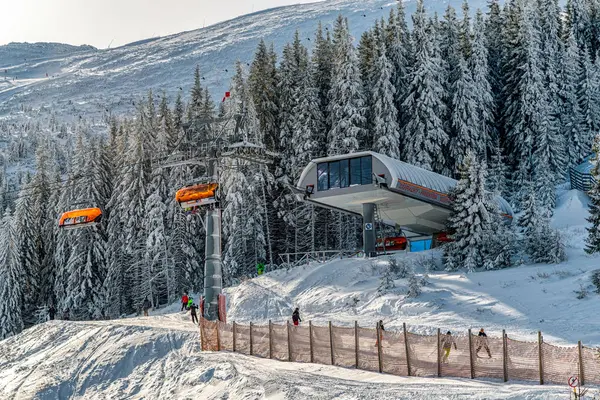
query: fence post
[
  {"left": 403, "top": 323, "right": 411, "bottom": 376},
  {"left": 437, "top": 328, "right": 441, "bottom": 377},
  {"left": 250, "top": 322, "right": 254, "bottom": 356},
  {"left": 216, "top": 321, "right": 221, "bottom": 351},
  {"left": 233, "top": 321, "right": 237, "bottom": 352},
  {"left": 268, "top": 320, "right": 273, "bottom": 359},
  {"left": 354, "top": 321, "right": 359, "bottom": 368},
  {"left": 538, "top": 331, "right": 544, "bottom": 385},
  {"left": 329, "top": 321, "right": 335, "bottom": 366},
  {"left": 376, "top": 323, "right": 383, "bottom": 373},
  {"left": 502, "top": 330, "right": 507, "bottom": 382},
  {"left": 287, "top": 321, "right": 293, "bottom": 362},
  {"left": 199, "top": 318, "right": 204, "bottom": 351},
  {"left": 468, "top": 329, "right": 475, "bottom": 379},
  {"left": 309, "top": 320, "right": 314, "bottom": 364},
  {"left": 579, "top": 341, "right": 585, "bottom": 386}
]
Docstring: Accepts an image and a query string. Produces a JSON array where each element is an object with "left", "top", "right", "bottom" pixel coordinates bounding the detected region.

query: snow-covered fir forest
[{"left": 1, "top": 0, "right": 599, "bottom": 339}]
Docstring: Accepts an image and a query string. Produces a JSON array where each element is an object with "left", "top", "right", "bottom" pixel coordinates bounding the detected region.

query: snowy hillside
[
  {"left": 0, "top": 0, "right": 487, "bottom": 121},
  {"left": 0, "top": 319, "right": 587, "bottom": 399},
  {"left": 222, "top": 189, "right": 600, "bottom": 346}
]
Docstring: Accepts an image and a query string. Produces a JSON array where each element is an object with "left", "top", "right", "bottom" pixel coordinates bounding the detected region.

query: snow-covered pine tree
[
  {"left": 565, "top": 0, "right": 594, "bottom": 52},
  {"left": 485, "top": 0, "right": 505, "bottom": 146},
  {"left": 328, "top": 16, "right": 366, "bottom": 155},
  {"left": 561, "top": 32, "right": 586, "bottom": 166},
  {"left": 472, "top": 10, "right": 495, "bottom": 160},
  {"left": 586, "top": 133, "right": 600, "bottom": 253},
  {"left": 249, "top": 39, "right": 279, "bottom": 152},
  {"left": 385, "top": 2, "right": 411, "bottom": 127},
  {"left": 444, "top": 152, "right": 496, "bottom": 272},
  {"left": 371, "top": 27, "right": 400, "bottom": 159},
  {"left": 449, "top": 57, "right": 482, "bottom": 174},
  {"left": 402, "top": 0, "right": 448, "bottom": 172},
  {"left": 0, "top": 209, "right": 24, "bottom": 339},
  {"left": 459, "top": 0, "right": 472, "bottom": 59},
  {"left": 577, "top": 45, "right": 599, "bottom": 156},
  {"left": 312, "top": 22, "right": 334, "bottom": 138}
]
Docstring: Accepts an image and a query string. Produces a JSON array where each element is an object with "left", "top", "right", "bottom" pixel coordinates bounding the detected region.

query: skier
[
  {"left": 476, "top": 328, "right": 492, "bottom": 358},
  {"left": 48, "top": 304, "right": 56, "bottom": 321},
  {"left": 63, "top": 309, "right": 70, "bottom": 321},
  {"left": 441, "top": 331, "right": 457, "bottom": 363},
  {"left": 142, "top": 297, "right": 151, "bottom": 317},
  {"left": 375, "top": 320, "right": 385, "bottom": 347},
  {"left": 292, "top": 307, "right": 301, "bottom": 326},
  {"left": 190, "top": 303, "right": 199, "bottom": 325},
  {"left": 181, "top": 292, "right": 189, "bottom": 311},
  {"left": 187, "top": 296, "right": 194, "bottom": 310}
]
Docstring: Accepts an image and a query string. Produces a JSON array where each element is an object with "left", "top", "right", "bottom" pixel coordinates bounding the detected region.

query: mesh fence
[
  {"left": 332, "top": 326, "right": 357, "bottom": 368},
  {"left": 357, "top": 327, "right": 379, "bottom": 372},
  {"left": 440, "top": 334, "right": 471, "bottom": 379},
  {"left": 541, "top": 343, "right": 578, "bottom": 385},
  {"left": 218, "top": 322, "right": 234, "bottom": 351},
  {"left": 289, "top": 325, "right": 311, "bottom": 363},
  {"left": 311, "top": 325, "right": 333, "bottom": 365},
  {"left": 407, "top": 332, "right": 437, "bottom": 377},
  {"left": 582, "top": 347, "right": 600, "bottom": 385},
  {"left": 207, "top": 321, "right": 600, "bottom": 386},
  {"left": 381, "top": 331, "right": 408, "bottom": 376},
  {"left": 200, "top": 319, "right": 219, "bottom": 351},
  {"left": 251, "top": 324, "right": 270, "bottom": 358},
  {"left": 506, "top": 338, "right": 539, "bottom": 382},
  {"left": 234, "top": 323, "right": 251, "bottom": 355},
  {"left": 473, "top": 335, "right": 504, "bottom": 380},
  {"left": 271, "top": 323, "right": 290, "bottom": 361}
]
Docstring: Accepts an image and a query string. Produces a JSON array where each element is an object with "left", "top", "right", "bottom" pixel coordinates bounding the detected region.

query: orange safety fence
[
  {"left": 542, "top": 342, "right": 578, "bottom": 385},
  {"left": 506, "top": 337, "right": 539, "bottom": 382},
  {"left": 440, "top": 334, "right": 471, "bottom": 379},
  {"left": 289, "top": 325, "right": 311, "bottom": 363},
  {"left": 332, "top": 325, "right": 357, "bottom": 368},
  {"left": 357, "top": 327, "right": 379, "bottom": 372},
  {"left": 311, "top": 325, "right": 333, "bottom": 365},
  {"left": 473, "top": 335, "right": 504, "bottom": 380},
  {"left": 381, "top": 331, "right": 408, "bottom": 376},
  {"left": 271, "top": 323, "right": 289, "bottom": 361},
  {"left": 407, "top": 332, "right": 437, "bottom": 377},
  {"left": 582, "top": 347, "right": 600, "bottom": 384},
  {"left": 201, "top": 320, "right": 599, "bottom": 387},
  {"left": 251, "top": 324, "right": 270, "bottom": 358}
]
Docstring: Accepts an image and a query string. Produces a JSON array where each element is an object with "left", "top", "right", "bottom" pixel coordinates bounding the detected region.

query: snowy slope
[
  {"left": 223, "top": 189, "right": 600, "bottom": 347},
  {"left": 0, "top": 0, "right": 490, "bottom": 121},
  {"left": 0, "top": 318, "right": 586, "bottom": 399},
  {"left": 0, "top": 189, "right": 597, "bottom": 399}
]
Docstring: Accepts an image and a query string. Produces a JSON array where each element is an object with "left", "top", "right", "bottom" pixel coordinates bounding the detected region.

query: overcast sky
[{"left": 0, "top": 0, "right": 322, "bottom": 49}]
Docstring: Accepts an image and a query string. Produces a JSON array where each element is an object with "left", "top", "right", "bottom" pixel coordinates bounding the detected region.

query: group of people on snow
[
  {"left": 181, "top": 292, "right": 200, "bottom": 324},
  {"left": 290, "top": 308, "right": 493, "bottom": 362}
]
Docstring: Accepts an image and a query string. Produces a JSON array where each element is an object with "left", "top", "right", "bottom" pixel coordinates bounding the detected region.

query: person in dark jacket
[
  {"left": 190, "top": 303, "right": 199, "bottom": 325},
  {"left": 48, "top": 305, "right": 56, "bottom": 321},
  {"left": 63, "top": 309, "right": 70, "bottom": 320},
  {"left": 476, "top": 328, "right": 492, "bottom": 358},
  {"left": 142, "top": 298, "right": 151, "bottom": 317},
  {"left": 292, "top": 308, "right": 301, "bottom": 326}
]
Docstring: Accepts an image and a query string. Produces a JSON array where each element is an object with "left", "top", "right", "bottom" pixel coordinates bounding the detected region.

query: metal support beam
[{"left": 363, "top": 203, "right": 377, "bottom": 257}]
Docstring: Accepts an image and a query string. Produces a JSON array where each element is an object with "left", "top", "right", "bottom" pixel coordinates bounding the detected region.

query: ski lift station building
[{"left": 297, "top": 151, "right": 513, "bottom": 255}]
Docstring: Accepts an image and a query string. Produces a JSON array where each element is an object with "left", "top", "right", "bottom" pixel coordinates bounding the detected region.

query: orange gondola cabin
[
  {"left": 175, "top": 183, "right": 218, "bottom": 211},
  {"left": 58, "top": 207, "right": 102, "bottom": 229}
]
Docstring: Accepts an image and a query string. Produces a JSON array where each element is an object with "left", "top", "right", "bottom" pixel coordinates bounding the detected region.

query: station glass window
[
  {"left": 316, "top": 156, "right": 373, "bottom": 191},
  {"left": 317, "top": 163, "right": 328, "bottom": 191},
  {"left": 361, "top": 156, "right": 372, "bottom": 185},
  {"left": 340, "top": 159, "right": 350, "bottom": 188},
  {"left": 329, "top": 161, "right": 341, "bottom": 188}
]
